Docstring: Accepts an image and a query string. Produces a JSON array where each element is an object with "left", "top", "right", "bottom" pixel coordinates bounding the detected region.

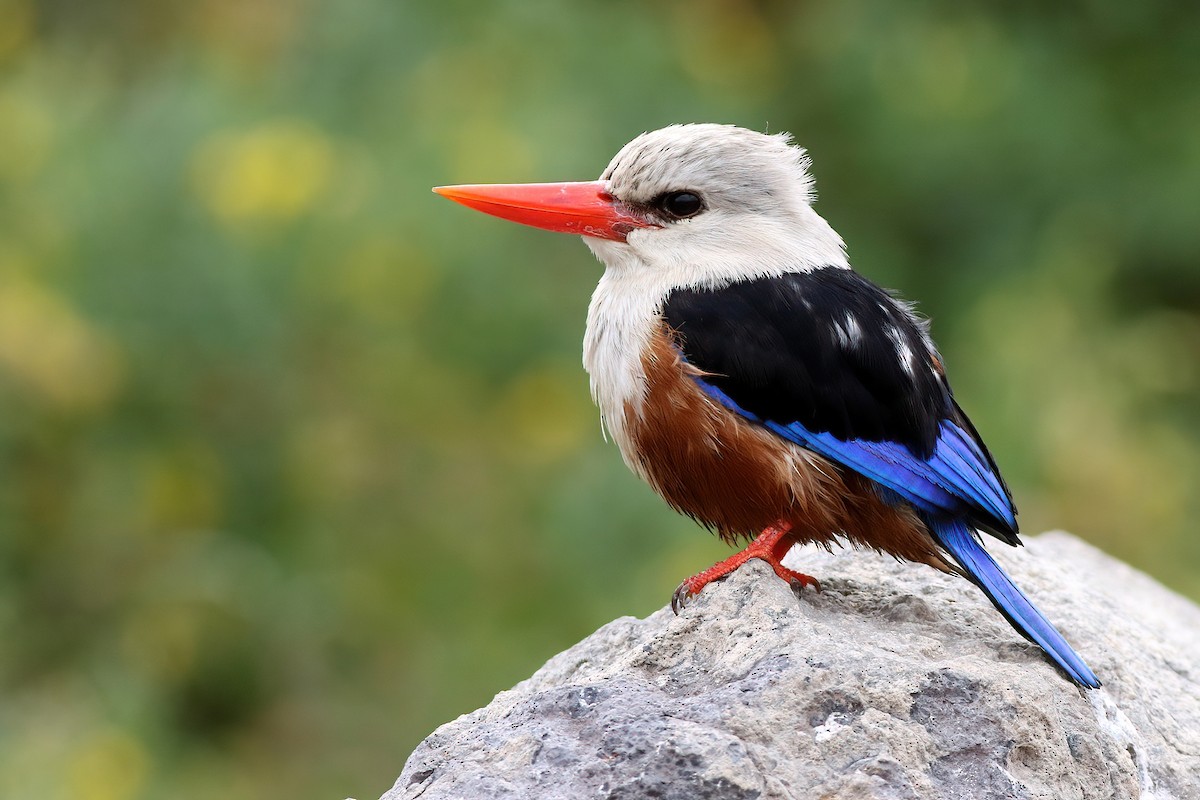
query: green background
[{"left": 1, "top": 1, "right": 1197, "bottom": 798}]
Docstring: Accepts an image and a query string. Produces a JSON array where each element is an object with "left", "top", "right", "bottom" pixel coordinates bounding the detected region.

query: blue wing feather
[
  {"left": 694, "top": 376, "right": 1016, "bottom": 529},
  {"left": 935, "top": 422, "right": 1015, "bottom": 528},
  {"left": 766, "top": 422, "right": 956, "bottom": 514}
]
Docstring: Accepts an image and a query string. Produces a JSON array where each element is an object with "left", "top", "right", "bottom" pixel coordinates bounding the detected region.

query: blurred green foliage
[{"left": 0, "top": 0, "right": 1197, "bottom": 797}]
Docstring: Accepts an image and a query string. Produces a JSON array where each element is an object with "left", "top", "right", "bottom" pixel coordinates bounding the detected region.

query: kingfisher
[{"left": 434, "top": 123, "right": 1100, "bottom": 688}]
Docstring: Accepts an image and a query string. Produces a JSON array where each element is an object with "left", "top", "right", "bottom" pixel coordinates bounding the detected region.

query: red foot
[{"left": 671, "top": 521, "right": 821, "bottom": 614}]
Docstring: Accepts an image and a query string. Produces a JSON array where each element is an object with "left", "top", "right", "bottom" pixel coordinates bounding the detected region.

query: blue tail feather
[{"left": 928, "top": 518, "right": 1100, "bottom": 688}]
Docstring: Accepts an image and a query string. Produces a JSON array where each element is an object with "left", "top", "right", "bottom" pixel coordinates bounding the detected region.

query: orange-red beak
[{"left": 432, "top": 181, "right": 657, "bottom": 242}]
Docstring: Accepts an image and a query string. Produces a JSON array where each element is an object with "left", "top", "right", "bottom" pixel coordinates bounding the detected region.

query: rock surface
[{"left": 387, "top": 533, "right": 1200, "bottom": 800}]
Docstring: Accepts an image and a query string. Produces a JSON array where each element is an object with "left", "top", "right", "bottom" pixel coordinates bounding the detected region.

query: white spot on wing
[
  {"left": 886, "top": 325, "right": 917, "bottom": 378},
  {"left": 833, "top": 312, "right": 863, "bottom": 350}
]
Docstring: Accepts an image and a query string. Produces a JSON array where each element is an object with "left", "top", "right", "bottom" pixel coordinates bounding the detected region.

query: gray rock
[{"left": 386, "top": 533, "right": 1200, "bottom": 800}]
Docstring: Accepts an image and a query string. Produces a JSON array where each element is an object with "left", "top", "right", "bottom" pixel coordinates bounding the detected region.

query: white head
[{"left": 586, "top": 124, "right": 848, "bottom": 291}]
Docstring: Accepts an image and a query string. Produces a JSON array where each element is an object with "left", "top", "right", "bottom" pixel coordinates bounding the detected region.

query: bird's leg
[{"left": 671, "top": 521, "right": 821, "bottom": 613}]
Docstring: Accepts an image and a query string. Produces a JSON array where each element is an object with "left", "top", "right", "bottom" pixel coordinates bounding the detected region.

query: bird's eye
[{"left": 656, "top": 191, "right": 704, "bottom": 220}]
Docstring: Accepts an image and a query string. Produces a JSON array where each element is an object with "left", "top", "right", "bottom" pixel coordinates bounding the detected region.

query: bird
[{"left": 433, "top": 123, "right": 1100, "bottom": 688}]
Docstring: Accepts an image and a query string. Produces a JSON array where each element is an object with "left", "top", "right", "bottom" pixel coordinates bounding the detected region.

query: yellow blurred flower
[
  {"left": 0, "top": 276, "right": 124, "bottom": 413},
  {"left": 67, "top": 729, "right": 149, "bottom": 800},
  {"left": 191, "top": 120, "right": 335, "bottom": 225}
]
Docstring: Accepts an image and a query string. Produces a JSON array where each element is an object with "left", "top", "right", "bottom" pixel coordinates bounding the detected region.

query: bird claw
[
  {"left": 787, "top": 574, "right": 822, "bottom": 594},
  {"left": 670, "top": 578, "right": 707, "bottom": 615},
  {"left": 670, "top": 583, "right": 690, "bottom": 615}
]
